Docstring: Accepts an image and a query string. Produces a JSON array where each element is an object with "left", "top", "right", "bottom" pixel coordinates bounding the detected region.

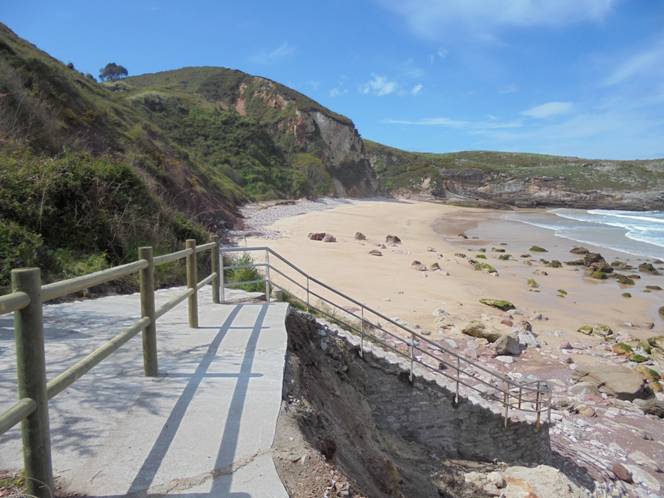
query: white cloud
[
  {"left": 383, "top": 116, "right": 522, "bottom": 130},
  {"left": 410, "top": 83, "right": 424, "bottom": 95},
  {"left": 250, "top": 42, "right": 295, "bottom": 64},
  {"left": 521, "top": 101, "right": 573, "bottom": 119},
  {"left": 376, "top": 0, "right": 616, "bottom": 40},
  {"left": 603, "top": 38, "right": 664, "bottom": 86},
  {"left": 360, "top": 74, "right": 398, "bottom": 96},
  {"left": 498, "top": 84, "right": 519, "bottom": 94},
  {"left": 329, "top": 87, "right": 348, "bottom": 98}
]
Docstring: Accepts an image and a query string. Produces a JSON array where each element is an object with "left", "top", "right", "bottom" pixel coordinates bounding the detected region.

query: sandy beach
[{"left": 243, "top": 199, "right": 663, "bottom": 346}]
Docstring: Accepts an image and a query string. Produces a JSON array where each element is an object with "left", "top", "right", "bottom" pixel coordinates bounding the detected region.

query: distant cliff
[{"left": 365, "top": 141, "right": 664, "bottom": 210}]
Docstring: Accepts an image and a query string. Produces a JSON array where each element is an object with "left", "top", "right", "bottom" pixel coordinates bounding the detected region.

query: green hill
[{"left": 0, "top": 23, "right": 374, "bottom": 289}]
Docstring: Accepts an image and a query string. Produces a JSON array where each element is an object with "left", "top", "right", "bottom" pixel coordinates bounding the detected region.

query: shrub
[
  {"left": 0, "top": 220, "right": 43, "bottom": 289},
  {"left": 224, "top": 253, "right": 265, "bottom": 293}
]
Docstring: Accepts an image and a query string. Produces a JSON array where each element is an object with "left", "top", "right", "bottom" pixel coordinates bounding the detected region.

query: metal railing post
[
  {"left": 220, "top": 246, "right": 225, "bottom": 304},
  {"left": 409, "top": 333, "right": 414, "bottom": 383},
  {"left": 265, "top": 250, "right": 271, "bottom": 303},
  {"left": 360, "top": 306, "right": 365, "bottom": 358},
  {"left": 139, "top": 247, "right": 158, "bottom": 377},
  {"left": 211, "top": 235, "right": 221, "bottom": 304},
  {"left": 306, "top": 276, "right": 310, "bottom": 311},
  {"left": 11, "top": 268, "right": 54, "bottom": 498},
  {"left": 503, "top": 381, "right": 510, "bottom": 429},
  {"left": 186, "top": 239, "right": 198, "bottom": 328},
  {"left": 535, "top": 381, "right": 541, "bottom": 431},
  {"left": 455, "top": 356, "right": 460, "bottom": 406}
]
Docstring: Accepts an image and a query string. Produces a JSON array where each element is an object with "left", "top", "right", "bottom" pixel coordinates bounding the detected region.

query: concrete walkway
[{"left": 0, "top": 287, "right": 289, "bottom": 498}]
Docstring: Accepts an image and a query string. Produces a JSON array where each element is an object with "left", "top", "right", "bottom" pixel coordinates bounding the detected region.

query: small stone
[
  {"left": 369, "top": 249, "right": 383, "bottom": 256},
  {"left": 354, "top": 232, "right": 367, "bottom": 240},
  {"left": 496, "top": 355, "right": 514, "bottom": 364},
  {"left": 385, "top": 234, "right": 402, "bottom": 245},
  {"left": 611, "top": 463, "right": 632, "bottom": 483},
  {"left": 322, "top": 234, "right": 336, "bottom": 242}
]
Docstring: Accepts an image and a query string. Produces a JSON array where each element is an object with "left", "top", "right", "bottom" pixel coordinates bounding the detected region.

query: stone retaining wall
[{"left": 286, "top": 310, "right": 552, "bottom": 466}]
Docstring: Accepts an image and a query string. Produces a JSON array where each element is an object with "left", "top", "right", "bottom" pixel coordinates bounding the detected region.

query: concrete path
[{"left": 0, "top": 287, "right": 290, "bottom": 498}]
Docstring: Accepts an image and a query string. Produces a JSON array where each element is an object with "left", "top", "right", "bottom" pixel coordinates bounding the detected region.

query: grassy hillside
[
  {"left": 365, "top": 140, "right": 664, "bottom": 193},
  {"left": 0, "top": 24, "right": 370, "bottom": 290}
]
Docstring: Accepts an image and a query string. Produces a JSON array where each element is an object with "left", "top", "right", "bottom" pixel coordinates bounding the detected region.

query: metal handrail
[{"left": 223, "top": 245, "right": 552, "bottom": 427}]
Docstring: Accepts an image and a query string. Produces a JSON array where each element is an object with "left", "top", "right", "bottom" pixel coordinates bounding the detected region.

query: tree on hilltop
[{"left": 99, "top": 63, "right": 128, "bottom": 82}]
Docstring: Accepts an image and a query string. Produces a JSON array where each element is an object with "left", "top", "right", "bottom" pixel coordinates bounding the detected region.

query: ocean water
[{"left": 507, "top": 208, "right": 664, "bottom": 259}]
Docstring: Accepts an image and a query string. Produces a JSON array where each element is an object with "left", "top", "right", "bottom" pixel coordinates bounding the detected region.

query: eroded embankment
[{"left": 272, "top": 310, "right": 588, "bottom": 498}]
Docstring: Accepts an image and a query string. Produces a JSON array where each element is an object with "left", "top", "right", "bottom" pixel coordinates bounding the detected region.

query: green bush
[
  {"left": 224, "top": 253, "right": 265, "bottom": 293},
  {"left": 0, "top": 220, "right": 43, "bottom": 289}
]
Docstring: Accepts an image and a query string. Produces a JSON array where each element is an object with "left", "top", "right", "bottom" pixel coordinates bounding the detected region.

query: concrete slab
[{"left": 0, "top": 287, "right": 289, "bottom": 497}]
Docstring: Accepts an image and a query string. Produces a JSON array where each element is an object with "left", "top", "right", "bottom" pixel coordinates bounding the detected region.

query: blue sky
[{"left": 3, "top": 0, "right": 664, "bottom": 159}]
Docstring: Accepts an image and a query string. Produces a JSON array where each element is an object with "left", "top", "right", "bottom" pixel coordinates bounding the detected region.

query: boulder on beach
[
  {"left": 430, "top": 262, "right": 441, "bottom": 271},
  {"left": 308, "top": 232, "right": 327, "bottom": 241},
  {"left": 570, "top": 246, "right": 589, "bottom": 255},
  {"left": 368, "top": 249, "right": 383, "bottom": 256},
  {"left": 529, "top": 245, "right": 548, "bottom": 253},
  {"left": 639, "top": 262, "right": 661, "bottom": 275},
  {"left": 385, "top": 234, "right": 401, "bottom": 245},
  {"left": 576, "top": 324, "right": 613, "bottom": 338},
  {"left": 461, "top": 321, "right": 501, "bottom": 343},
  {"left": 354, "top": 232, "right": 367, "bottom": 240},
  {"left": 501, "top": 465, "right": 589, "bottom": 498},
  {"left": 479, "top": 298, "right": 516, "bottom": 311},
  {"left": 411, "top": 260, "right": 427, "bottom": 271},
  {"left": 494, "top": 334, "right": 522, "bottom": 356},
  {"left": 322, "top": 234, "right": 336, "bottom": 242},
  {"left": 633, "top": 398, "right": 664, "bottom": 417},
  {"left": 573, "top": 357, "right": 652, "bottom": 401}
]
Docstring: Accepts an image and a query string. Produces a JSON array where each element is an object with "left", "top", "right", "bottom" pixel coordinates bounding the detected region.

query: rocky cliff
[
  {"left": 124, "top": 68, "right": 376, "bottom": 197},
  {"left": 365, "top": 141, "right": 664, "bottom": 210}
]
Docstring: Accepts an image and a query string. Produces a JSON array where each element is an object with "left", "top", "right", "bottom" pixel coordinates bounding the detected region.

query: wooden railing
[{"left": 0, "top": 237, "right": 221, "bottom": 498}]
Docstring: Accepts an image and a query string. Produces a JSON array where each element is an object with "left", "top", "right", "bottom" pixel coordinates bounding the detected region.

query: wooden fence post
[
  {"left": 186, "top": 239, "right": 198, "bottom": 328},
  {"left": 211, "top": 235, "right": 221, "bottom": 304},
  {"left": 11, "top": 268, "right": 54, "bottom": 498},
  {"left": 139, "top": 247, "right": 158, "bottom": 376}
]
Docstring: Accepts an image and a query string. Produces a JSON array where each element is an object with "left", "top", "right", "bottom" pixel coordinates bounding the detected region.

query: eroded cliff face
[
  {"left": 367, "top": 143, "right": 664, "bottom": 210},
  {"left": 430, "top": 170, "right": 664, "bottom": 210},
  {"left": 232, "top": 77, "right": 376, "bottom": 196}
]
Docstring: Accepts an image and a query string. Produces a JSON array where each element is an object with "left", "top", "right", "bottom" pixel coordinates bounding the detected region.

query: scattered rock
[
  {"left": 611, "top": 463, "right": 633, "bottom": 483},
  {"left": 573, "top": 357, "right": 652, "bottom": 400},
  {"left": 501, "top": 318, "right": 514, "bottom": 327},
  {"left": 516, "top": 330, "right": 539, "bottom": 348},
  {"left": 354, "top": 232, "right": 367, "bottom": 240},
  {"left": 570, "top": 246, "right": 590, "bottom": 255},
  {"left": 461, "top": 321, "right": 501, "bottom": 343},
  {"left": 308, "top": 232, "right": 326, "bottom": 241},
  {"left": 494, "top": 334, "right": 522, "bottom": 356},
  {"left": 565, "top": 259, "right": 585, "bottom": 266},
  {"left": 368, "top": 249, "right": 383, "bottom": 256},
  {"left": 458, "top": 233, "right": 468, "bottom": 239},
  {"left": 639, "top": 262, "right": 661, "bottom": 275},
  {"left": 502, "top": 465, "right": 589, "bottom": 498},
  {"left": 411, "top": 260, "right": 427, "bottom": 271},
  {"left": 385, "top": 235, "right": 401, "bottom": 245},
  {"left": 479, "top": 298, "right": 515, "bottom": 311},
  {"left": 576, "top": 324, "right": 613, "bottom": 338},
  {"left": 430, "top": 262, "right": 441, "bottom": 271},
  {"left": 322, "top": 234, "right": 336, "bottom": 243},
  {"left": 529, "top": 245, "right": 548, "bottom": 253},
  {"left": 646, "top": 285, "right": 662, "bottom": 291}
]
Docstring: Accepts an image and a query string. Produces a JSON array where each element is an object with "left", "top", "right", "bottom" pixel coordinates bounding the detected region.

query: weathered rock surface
[
  {"left": 461, "top": 321, "right": 501, "bottom": 343},
  {"left": 573, "top": 357, "right": 652, "bottom": 400},
  {"left": 385, "top": 234, "right": 401, "bottom": 245},
  {"left": 494, "top": 335, "right": 522, "bottom": 356}
]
